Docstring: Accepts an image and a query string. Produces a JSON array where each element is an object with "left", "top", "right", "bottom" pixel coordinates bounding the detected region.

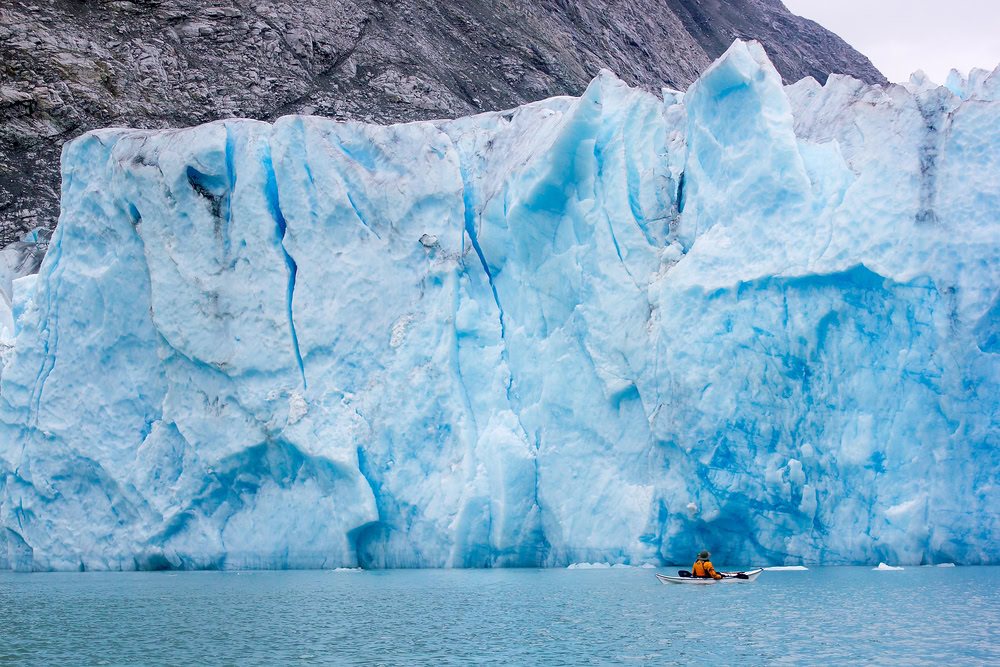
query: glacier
[{"left": 1, "top": 41, "right": 999, "bottom": 571}]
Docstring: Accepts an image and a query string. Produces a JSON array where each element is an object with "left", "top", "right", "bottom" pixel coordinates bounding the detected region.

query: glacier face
[{"left": 1, "top": 41, "right": 999, "bottom": 571}]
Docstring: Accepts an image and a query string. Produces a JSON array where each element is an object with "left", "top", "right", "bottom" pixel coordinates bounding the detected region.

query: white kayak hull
[{"left": 656, "top": 568, "right": 764, "bottom": 585}]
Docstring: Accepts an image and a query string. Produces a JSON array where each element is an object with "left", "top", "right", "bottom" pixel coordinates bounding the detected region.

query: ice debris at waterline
[
  {"left": 1, "top": 40, "right": 1000, "bottom": 572},
  {"left": 874, "top": 563, "right": 905, "bottom": 571},
  {"left": 566, "top": 563, "right": 657, "bottom": 569}
]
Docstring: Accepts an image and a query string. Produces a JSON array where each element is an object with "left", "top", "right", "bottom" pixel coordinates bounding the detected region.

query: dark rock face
[{"left": 0, "top": 0, "right": 884, "bottom": 245}]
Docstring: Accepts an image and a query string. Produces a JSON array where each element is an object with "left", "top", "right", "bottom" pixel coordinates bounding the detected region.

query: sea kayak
[{"left": 655, "top": 568, "right": 764, "bottom": 585}]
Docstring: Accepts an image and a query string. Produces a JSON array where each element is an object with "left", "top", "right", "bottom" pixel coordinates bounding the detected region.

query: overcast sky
[{"left": 782, "top": 0, "right": 1000, "bottom": 83}]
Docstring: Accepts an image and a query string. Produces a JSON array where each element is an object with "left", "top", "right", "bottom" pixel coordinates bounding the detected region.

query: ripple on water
[{"left": 1, "top": 567, "right": 997, "bottom": 664}]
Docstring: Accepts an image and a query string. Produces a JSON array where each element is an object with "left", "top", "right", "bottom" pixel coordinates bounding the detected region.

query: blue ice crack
[
  {"left": 457, "top": 163, "right": 505, "bottom": 341},
  {"left": 262, "top": 147, "right": 307, "bottom": 389},
  {"left": 345, "top": 191, "right": 381, "bottom": 240},
  {"left": 454, "top": 140, "right": 549, "bottom": 562}
]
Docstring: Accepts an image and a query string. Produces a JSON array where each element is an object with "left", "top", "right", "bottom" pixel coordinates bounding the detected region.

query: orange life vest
[{"left": 692, "top": 559, "right": 721, "bottom": 579}]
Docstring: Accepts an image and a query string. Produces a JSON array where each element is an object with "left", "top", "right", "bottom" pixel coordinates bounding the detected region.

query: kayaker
[{"left": 692, "top": 550, "right": 722, "bottom": 579}]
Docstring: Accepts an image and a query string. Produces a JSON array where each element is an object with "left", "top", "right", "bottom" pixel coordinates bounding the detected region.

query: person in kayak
[{"left": 692, "top": 550, "right": 722, "bottom": 579}]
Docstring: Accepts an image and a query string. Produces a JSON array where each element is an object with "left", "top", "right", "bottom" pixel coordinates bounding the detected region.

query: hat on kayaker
[{"left": 698, "top": 550, "right": 710, "bottom": 560}]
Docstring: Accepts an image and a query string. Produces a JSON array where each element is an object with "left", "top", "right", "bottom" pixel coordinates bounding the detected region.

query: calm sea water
[{"left": 1, "top": 566, "right": 997, "bottom": 665}]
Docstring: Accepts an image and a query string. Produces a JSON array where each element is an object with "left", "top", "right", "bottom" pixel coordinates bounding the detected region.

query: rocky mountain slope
[{"left": 1, "top": 0, "right": 884, "bottom": 247}]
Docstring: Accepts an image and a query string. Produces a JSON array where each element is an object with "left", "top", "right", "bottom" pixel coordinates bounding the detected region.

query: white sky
[{"left": 782, "top": 0, "right": 1000, "bottom": 83}]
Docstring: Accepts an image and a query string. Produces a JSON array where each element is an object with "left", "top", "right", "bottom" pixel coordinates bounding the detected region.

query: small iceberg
[
  {"left": 327, "top": 567, "right": 363, "bottom": 572},
  {"left": 764, "top": 565, "right": 809, "bottom": 571},
  {"left": 874, "top": 562, "right": 904, "bottom": 571},
  {"left": 937, "top": 563, "right": 956, "bottom": 567}
]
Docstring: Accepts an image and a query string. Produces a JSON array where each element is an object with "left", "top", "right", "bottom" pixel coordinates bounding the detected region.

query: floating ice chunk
[
  {"left": 874, "top": 563, "right": 904, "bottom": 571},
  {"left": 936, "top": 563, "right": 956, "bottom": 568}
]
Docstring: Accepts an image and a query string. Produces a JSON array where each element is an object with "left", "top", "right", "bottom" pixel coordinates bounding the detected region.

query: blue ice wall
[{"left": 1, "top": 41, "right": 999, "bottom": 570}]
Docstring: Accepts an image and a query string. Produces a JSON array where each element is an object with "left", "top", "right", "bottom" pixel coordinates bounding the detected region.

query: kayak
[{"left": 656, "top": 568, "right": 764, "bottom": 585}]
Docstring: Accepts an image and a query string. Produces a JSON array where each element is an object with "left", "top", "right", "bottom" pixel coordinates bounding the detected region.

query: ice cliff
[{"left": 1, "top": 41, "right": 999, "bottom": 571}]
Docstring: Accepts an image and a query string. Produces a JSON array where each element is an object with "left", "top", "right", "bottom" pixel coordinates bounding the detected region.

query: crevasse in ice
[{"left": 1, "top": 41, "right": 999, "bottom": 570}]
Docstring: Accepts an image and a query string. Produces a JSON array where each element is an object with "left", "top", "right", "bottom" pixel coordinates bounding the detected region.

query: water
[{"left": 1, "top": 566, "right": 997, "bottom": 665}]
